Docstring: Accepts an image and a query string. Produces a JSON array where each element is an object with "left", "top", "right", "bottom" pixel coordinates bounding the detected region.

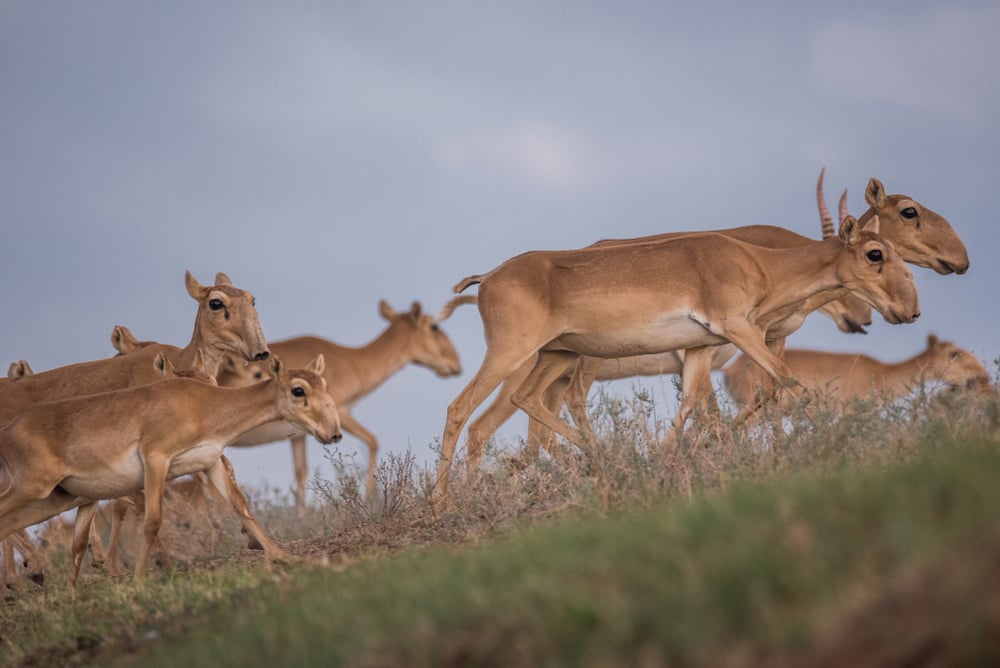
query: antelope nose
[
  {"left": 912, "top": 310, "right": 921, "bottom": 321},
  {"left": 253, "top": 351, "right": 270, "bottom": 361}
]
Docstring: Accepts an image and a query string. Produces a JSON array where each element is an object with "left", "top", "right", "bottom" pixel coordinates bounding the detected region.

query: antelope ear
[
  {"left": 927, "top": 333, "right": 940, "bottom": 349},
  {"left": 215, "top": 272, "right": 233, "bottom": 287},
  {"left": 185, "top": 271, "right": 209, "bottom": 300},
  {"left": 409, "top": 301, "right": 423, "bottom": 321},
  {"left": 838, "top": 215, "right": 860, "bottom": 245},
  {"left": 268, "top": 356, "right": 284, "bottom": 380},
  {"left": 865, "top": 177, "right": 887, "bottom": 209},
  {"left": 861, "top": 214, "right": 881, "bottom": 236},
  {"left": 378, "top": 299, "right": 396, "bottom": 321},
  {"left": 307, "top": 354, "right": 326, "bottom": 376},
  {"left": 153, "top": 352, "right": 171, "bottom": 378}
]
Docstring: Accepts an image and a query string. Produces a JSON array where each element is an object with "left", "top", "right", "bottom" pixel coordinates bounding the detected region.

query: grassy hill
[{"left": 2, "top": 388, "right": 998, "bottom": 666}]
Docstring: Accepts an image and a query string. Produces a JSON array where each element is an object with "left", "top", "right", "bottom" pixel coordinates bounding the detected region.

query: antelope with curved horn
[
  {"left": 0, "top": 354, "right": 341, "bottom": 583},
  {"left": 216, "top": 299, "right": 465, "bottom": 505},
  {"left": 723, "top": 334, "right": 991, "bottom": 413},
  {"left": 433, "top": 215, "right": 919, "bottom": 501},
  {"left": 458, "top": 174, "right": 967, "bottom": 471}
]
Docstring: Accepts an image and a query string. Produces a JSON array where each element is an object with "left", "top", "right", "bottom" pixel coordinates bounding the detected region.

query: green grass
[{"left": 108, "top": 439, "right": 1000, "bottom": 667}]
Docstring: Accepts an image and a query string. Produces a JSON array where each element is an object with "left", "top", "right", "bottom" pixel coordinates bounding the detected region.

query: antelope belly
[
  {"left": 553, "top": 314, "right": 726, "bottom": 358},
  {"left": 59, "top": 448, "right": 145, "bottom": 499}
]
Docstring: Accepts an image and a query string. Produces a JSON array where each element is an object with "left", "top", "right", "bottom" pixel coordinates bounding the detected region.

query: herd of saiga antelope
[{"left": 1, "top": 169, "right": 991, "bottom": 594}]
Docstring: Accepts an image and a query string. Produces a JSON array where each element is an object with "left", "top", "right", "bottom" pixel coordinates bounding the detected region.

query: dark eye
[
  {"left": 866, "top": 249, "right": 883, "bottom": 263},
  {"left": 901, "top": 207, "right": 917, "bottom": 219},
  {"left": 252, "top": 297, "right": 256, "bottom": 307},
  {"left": 291, "top": 386, "right": 306, "bottom": 397},
  {"left": 949, "top": 350, "right": 962, "bottom": 360},
  {"left": 253, "top": 372, "right": 264, "bottom": 381},
  {"left": 430, "top": 323, "right": 440, "bottom": 332},
  {"left": 209, "top": 299, "right": 224, "bottom": 311}
]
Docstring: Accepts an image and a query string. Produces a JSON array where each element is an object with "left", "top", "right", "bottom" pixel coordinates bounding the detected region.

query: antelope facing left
[{"left": 0, "top": 355, "right": 341, "bottom": 582}]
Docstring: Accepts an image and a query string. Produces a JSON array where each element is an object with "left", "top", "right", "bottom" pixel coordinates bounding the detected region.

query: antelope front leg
[
  {"left": 721, "top": 325, "right": 796, "bottom": 421},
  {"left": 335, "top": 410, "right": 379, "bottom": 501},
  {"left": 204, "top": 456, "right": 297, "bottom": 565}
]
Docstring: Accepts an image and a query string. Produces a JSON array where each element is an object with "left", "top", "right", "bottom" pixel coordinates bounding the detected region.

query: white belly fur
[
  {"left": 59, "top": 440, "right": 228, "bottom": 499},
  {"left": 553, "top": 313, "right": 728, "bottom": 358}
]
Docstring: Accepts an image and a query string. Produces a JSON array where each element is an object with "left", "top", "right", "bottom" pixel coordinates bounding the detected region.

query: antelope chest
[{"left": 168, "top": 440, "right": 228, "bottom": 478}]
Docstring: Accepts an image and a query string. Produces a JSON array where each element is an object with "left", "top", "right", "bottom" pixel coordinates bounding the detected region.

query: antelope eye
[
  {"left": 949, "top": 350, "right": 962, "bottom": 360},
  {"left": 901, "top": 207, "right": 917, "bottom": 219},
  {"left": 866, "top": 249, "right": 883, "bottom": 262},
  {"left": 430, "top": 323, "right": 440, "bottom": 332},
  {"left": 209, "top": 299, "right": 224, "bottom": 311},
  {"left": 291, "top": 386, "right": 306, "bottom": 398},
  {"left": 252, "top": 297, "right": 256, "bottom": 307}
]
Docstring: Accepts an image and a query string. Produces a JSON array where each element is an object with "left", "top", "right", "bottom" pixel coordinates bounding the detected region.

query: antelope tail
[
  {"left": 453, "top": 274, "right": 484, "bottom": 294},
  {"left": 435, "top": 295, "right": 478, "bottom": 322}
]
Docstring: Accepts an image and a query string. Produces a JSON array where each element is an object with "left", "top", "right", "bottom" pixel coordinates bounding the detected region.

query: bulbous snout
[
  {"left": 312, "top": 399, "right": 343, "bottom": 445},
  {"left": 252, "top": 350, "right": 271, "bottom": 361}
]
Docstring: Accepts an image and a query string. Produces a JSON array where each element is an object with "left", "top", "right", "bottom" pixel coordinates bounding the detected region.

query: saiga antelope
[
  {"left": 433, "top": 215, "right": 920, "bottom": 501},
  {"left": 723, "top": 334, "right": 991, "bottom": 413},
  {"left": 457, "top": 174, "right": 967, "bottom": 472},
  {"left": 216, "top": 299, "right": 463, "bottom": 505},
  {"left": 0, "top": 355, "right": 341, "bottom": 582},
  {"left": 0, "top": 271, "right": 270, "bottom": 427}
]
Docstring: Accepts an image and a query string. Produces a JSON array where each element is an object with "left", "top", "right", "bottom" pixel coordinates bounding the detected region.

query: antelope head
[
  {"left": 270, "top": 355, "right": 342, "bottom": 445},
  {"left": 185, "top": 271, "right": 271, "bottom": 365},
  {"left": 379, "top": 299, "right": 462, "bottom": 378},
  {"left": 835, "top": 215, "right": 920, "bottom": 325},
  {"left": 859, "top": 178, "right": 969, "bottom": 276},
  {"left": 922, "top": 334, "right": 991, "bottom": 393}
]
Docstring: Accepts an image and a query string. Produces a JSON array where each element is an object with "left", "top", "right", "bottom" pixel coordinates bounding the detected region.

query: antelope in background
[
  {"left": 455, "top": 173, "right": 968, "bottom": 473},
  {"left": 723, "top": 334, "right": 992, "bottom": 413},
  {"left": 433, "top": 215, "right": 920, "bottom": 501},
  {"left": 217, "top": 299, "right": 464, "bottom": 507}
]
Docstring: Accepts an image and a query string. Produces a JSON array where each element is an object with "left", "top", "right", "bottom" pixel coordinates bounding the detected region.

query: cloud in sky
[{"left": 812, "top": 5, "right": 1000, "bottom": 128}]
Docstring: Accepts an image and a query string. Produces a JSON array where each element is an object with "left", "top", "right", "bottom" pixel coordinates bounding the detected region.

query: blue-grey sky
[{"left": 3, "top": 2, "right": 998, "bottom": 498}]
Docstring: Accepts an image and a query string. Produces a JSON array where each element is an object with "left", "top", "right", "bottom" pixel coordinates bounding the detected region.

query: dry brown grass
[{"left": 10, "top": 377, "right": 998, "bottom": 592}]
